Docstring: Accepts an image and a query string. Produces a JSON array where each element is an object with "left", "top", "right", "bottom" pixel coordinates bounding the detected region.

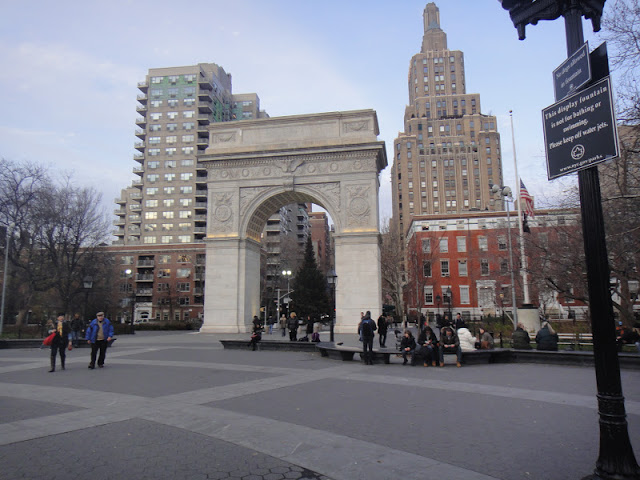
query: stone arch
[{"left": 198, "top": 110, "right": 387, "bottom": 334}]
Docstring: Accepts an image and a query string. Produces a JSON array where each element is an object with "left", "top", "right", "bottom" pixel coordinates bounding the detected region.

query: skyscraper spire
[{"left": 422, "top": 2, "right": 447, "bottom": 52}]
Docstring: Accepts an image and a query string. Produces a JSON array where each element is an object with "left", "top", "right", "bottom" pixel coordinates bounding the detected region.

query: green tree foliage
[{"left": 290, "top": 237, "right": 329, "bottom": 319}]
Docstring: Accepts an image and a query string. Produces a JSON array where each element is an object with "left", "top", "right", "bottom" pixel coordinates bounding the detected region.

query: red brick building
[{"left": 404, "top": 208, "right": 589, "bottom": 321}]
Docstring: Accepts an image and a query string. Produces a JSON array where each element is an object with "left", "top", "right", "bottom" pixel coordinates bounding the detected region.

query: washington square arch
[{"left": 198, "top": 110, "right": 387, "bottom": 334}]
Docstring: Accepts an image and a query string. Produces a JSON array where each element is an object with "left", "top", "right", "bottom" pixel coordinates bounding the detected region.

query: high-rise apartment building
[
  {"left": 391, "top": 3, "right": 504, "bottom": 240},
  {"left": 109, "top": 63, "right": 269, "bottom": 324},
  {"left": 114, "top": 63, "right": 267, "bottom": 246}
]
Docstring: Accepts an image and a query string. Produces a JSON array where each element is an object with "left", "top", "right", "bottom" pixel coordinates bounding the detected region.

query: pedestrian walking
[
  {"left": 358, "top": 311, "right": 377, "bottom": 365},
  {"left": 267, "top": 315, "right": 274, "bottom": 334},
  {"left": 377, "top": 313, "right": 388, "bottom": 348},
  {"left": 48, "top": 313, "right": 71, "bottom": 372},
  {"left": 248, "top": 315, "right": 262, "bottom": 351},
  {"left": 280, "top": 314, "right": 287, "bottom": 337},
  {"left": 85, "top": 312, "right": 114, "bottom": 369},
  {"left": 287, "top": 312, "right": 298, "bottom": 341},
  {"left": 69, "top": 312, "right": 83, "bottom": 348}
]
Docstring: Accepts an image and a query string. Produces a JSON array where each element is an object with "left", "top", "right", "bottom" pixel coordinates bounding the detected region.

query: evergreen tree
[{"left": 290, "top": 237, "right": 330, "bottom": 319}]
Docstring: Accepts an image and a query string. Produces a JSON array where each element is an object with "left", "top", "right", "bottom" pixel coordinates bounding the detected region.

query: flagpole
[{"left": 510, "top": 110, "right": 531, "bottom": 305}]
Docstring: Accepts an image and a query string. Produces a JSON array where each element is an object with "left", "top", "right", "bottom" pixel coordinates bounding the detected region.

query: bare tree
[{"left": 379, "top": 219, "right": 406, "bottom": 321}]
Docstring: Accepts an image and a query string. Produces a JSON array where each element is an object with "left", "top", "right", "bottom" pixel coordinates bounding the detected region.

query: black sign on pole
[
  {"left": 543, "top": 76, "right": 618, "bottom": 180},
  {"left": 553, "top": 41, "right": 591, "bottom": 101}
]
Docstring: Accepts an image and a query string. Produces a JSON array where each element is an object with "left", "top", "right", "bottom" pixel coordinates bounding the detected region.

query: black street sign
[
  {"left": 553, "top": 41, "right": 591, "bottom": 101},
  {"left": 543, "top": 76, "right": 618, "bottom": 180}
]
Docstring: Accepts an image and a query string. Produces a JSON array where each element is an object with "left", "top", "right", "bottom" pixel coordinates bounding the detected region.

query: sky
[{"left": 0, "top": 0, "right": 609, "bottom": 224}]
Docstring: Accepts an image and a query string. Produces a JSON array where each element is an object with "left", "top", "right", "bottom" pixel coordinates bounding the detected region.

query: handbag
[
  {"left": 42, "top": 332, "right": 55, "bottom": 346},
  {"left": 67, "top": 344, "right": 73, "bottom": 351}
]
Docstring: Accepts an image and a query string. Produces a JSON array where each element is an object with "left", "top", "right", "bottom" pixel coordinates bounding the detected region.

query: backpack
[{"left": 361, "top": 318, "right": 375, "bottom": 337}]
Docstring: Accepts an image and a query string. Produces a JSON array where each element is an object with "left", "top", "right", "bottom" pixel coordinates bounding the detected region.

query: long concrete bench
[
  {"left": 315, "top": 342, "right": 396, "bottom": 364},
  {"left": 219, "top": 339, "right": 318, "bottom": 352}
]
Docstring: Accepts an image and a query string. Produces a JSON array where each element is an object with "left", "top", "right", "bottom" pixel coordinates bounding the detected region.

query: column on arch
[
  {"left": 200, "top": 237, "right": 261, "bottom": 333},
  {"left": 333, "top": 231, "right": 382, "bottom": 334}
]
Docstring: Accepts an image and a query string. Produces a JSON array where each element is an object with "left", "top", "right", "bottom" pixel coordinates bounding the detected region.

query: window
[
  {"left": 145, "top": 212, "right": 157, "bottom": 220},
  {"left": 158, "top": 269, "right": 171, "bottom": 278},
  {"left": 157, "top": 283, "right": 169, "bottom": 292},
  {"left": 498, "top": 236, "right": 507, "bottom": 250},
  {"left": 439, "top": 237, "right": 448, "bottom": 253},
  {"left": 159, "top": 255, "right": 171, "bottom": 264},
  {"left": 167, "top": 112, "right": 178, "bottom": 120},
  {"left": 182, "top": 146, "right": 195, "bottom": 155},
  {"left": 165, "top": 160, "right": 176, "bottom": 168},
  {"left": 165, "top": 148, "right": 176, "bottom": 156},
  {"left": 163, "top": 199, "right": 175, "bottom": 207},
  {"left": 500, "top": 259, "right": 509, "bottom": 274},
  {"left": 178, "top": 235, "right": 191, "bottom": 243},
  {"left": 145, "top": 199, "right": 158, "bottom": 207},
  {"left": 180, "top": 186, "right": 193, "bottom": 194},
  {"left": 422, "top": 238, "right": 431, "bottom": 253},
  {"left": 161, "top": 224, "right": 172, "bottom": 231},
  {"left": 151, "top": 76, "right": 163, "bottom": 84},
  {"left": 179, "top": 211, "right": 192, "bottom": 219},
  {"left": 179, "top": 198, "right": 192, "bottom": 207},
  {"left": 180, "top": 172, "right": 193, "bottom": 181},
  {"left": 183, "top": 122, "right": 195, "bottom": 130},
  {"left": 459, "top": 286, "right": 470, "bottom": 304},
  {"left": 167, "top": 99, "right": 178, "bottom": 107},
  {"left": 146, "top": 187, "right": 158, "bottom": 195},
  {"left": 161, "top": 235, "right": 173, "bottom": 244},
  {"left": 178, "top": 282, "right": 190, "bottom": 292},
  {"left": 441, "top": 260, "right": 450, "bottom": 277},
  {"left": 143, "top": 236, "right": 156, "bottom": 244},
  {"left": 148, "top": 136, "right": 161, "bottom": 145},
  {"left": 456, "top": 236, "right": 466, "bottom": 252},
  {"left": 481, "top": 259, "right": 490, "bottom": 275},
  {"left": 121, "top": 256, "right": 134, "bottom": 265},
  {"left": 182, "top": 134, "right": 195, "bottom": 143},
  {"left": 166, "top": 135, "right": 177, "bottom": 144},
  {"left": 162, "top": 211, "right": 174, "bottom": 219},
  {"left": 183, "top": 110, "right": 195, "bottom": 118},
  {"left": 165, "top": 173, "right": 176, "bottom": 181},
  {"left": 423, "top": 261, "right": 432, "bottom": 277},
  {"left": 167, "top": 123, "right": 177, "bottom": 131},
  {"left": 424, "top": 286, "right": 434, "bottom": 304},
  {"left": 479, "top": 236, "right": 488, "bottom": 251},
  {"left": 164, "top": 186, "right": 175, "bottom": 195},
  {"left": 181, "top": 159, "right": 194, "bottom": 167},
  {"left": 458, "top": 260, "right": 468, "bottom": 276},
  {"left": 144, "top": 223, "right": 157, "bottom": 232},
  {"left": 148, "top": 148, "right": 160, "bottom": 156},
  {"left": 177, "top": 268, "right": 190, "bottom": 278}
]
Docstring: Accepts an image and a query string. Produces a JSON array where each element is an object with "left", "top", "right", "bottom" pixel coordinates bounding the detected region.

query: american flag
[{"left": 520, "top": 180, "right": 535, "bottom": 217}]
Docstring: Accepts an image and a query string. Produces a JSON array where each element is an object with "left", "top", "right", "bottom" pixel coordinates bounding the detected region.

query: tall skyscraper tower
[{"left": 391, "top": 3, "right": 504, "bottom": 240}]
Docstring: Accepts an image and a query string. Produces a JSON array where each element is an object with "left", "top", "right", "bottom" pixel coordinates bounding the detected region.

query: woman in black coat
[{"left": 536, "top": 321, "right": 559, "bottom": 351}]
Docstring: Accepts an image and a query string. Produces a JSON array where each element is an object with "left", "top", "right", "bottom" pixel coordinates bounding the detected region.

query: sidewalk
[{"left": 1, "top": 330, "right": 639, "bottom": 479}]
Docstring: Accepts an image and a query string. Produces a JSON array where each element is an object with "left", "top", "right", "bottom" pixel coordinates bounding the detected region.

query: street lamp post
[
  {"left": 0, "top": 223, "right": 11, "bottom": 336},
  {"left": 435, "top": 294, "right": 442, "bottom": 326},
  {"left": 446, "top": 287, "right": 453, "bottom": 323},
  {"left": 124, "top": 269, "right": 135, "bottom": 335},
  {"left": 83, "top": 276, "right": 93, "bottom": 323},
  {"left": 327, "top": 269, "right": 337, "bottom": 343},
  {"left": 492, "top": 184, "right": 518, "bottom": 329},
  {"left": 282, "top": 269, "right": 292, "bottom": 316},
  {"left": 499, "top": 2, "right": 639, "bottom": 478}
]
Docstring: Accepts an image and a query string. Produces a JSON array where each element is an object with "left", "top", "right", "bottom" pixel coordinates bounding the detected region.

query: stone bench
[
  {"left": 316, "top": 342, "right": 396, "bottom": 364},
  {"left": 219, "top": 339, "right": 318, "bottom": 352}
]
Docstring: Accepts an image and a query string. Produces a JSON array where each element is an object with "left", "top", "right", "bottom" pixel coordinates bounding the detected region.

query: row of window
[
  {"left": 150, "top": 86, "right": 197, "bottom": 98},
  {"left": 146, "top": 185, "right": 193, "bottom": 194},
  {"left": 149, "top": 111, "right": 196, "bottom": 121},
  {"left": 144, "top": 211, "right": 194, "bottom": 219},
  {"left": 422, "top": 236, "right": 507, "bottom": 253},
  {"left": 147, "top": 160, "right": 194, "bottom": 169},
  {"left": 150, "top": 74, "right": 197, "bottom": 84},
  {"left": 146, "top": 173, "right": 193, "bottom": 182},
  {"left": 149, "top": 98, "right": 196, "bottom": 108},
  {"left": 423, "top": 285, "right": 470, "bottom": 305},
  {"left": 144, "top": 199, "right": 192, "bottom": 207},
  {"left": 423, "top": 258, "right": 509, "bottom": 278},
  {"left": 143, "top": 235, "right": 192, "bottom": 244},
  {"left": 142, "top": 223, "right": 192, "bottom": 232},
  {"left": 120, "top": 254, "right": 198, "bottom": 265},
  {"left": 148, "top": 147, "right": 195, "bottom": 156},
  {"left": 149, "top": 122, "right": 196, "bottom": 132},
  {"left": 148, "top": 135, "right": 196, "bottom": 144}
]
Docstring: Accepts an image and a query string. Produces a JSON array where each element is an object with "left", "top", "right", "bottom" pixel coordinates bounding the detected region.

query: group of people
[
  {"left": 46, "top": 312, "right": 114, "bottom": 372},
  {"left": 394, "top": 312, "right": 494, "bottom": 368},
  {"left": 247, "top": 312, "right": 323, "bottom": 350}
]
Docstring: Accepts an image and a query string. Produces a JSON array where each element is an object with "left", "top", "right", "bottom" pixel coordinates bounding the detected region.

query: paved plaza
[{"left": 1, "top": 331, "right": 639, "bottom": 480}]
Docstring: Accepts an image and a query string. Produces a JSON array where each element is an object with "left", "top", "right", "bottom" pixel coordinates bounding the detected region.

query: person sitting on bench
[
  {"left": 438, "top": 326, "right": 462, "bottom": 367},
  {"left": 415, "top": 325, "right": 439, "bottom": 366},
  {"left": 399, "top": 329, "right": 416, "bottom": 366}
]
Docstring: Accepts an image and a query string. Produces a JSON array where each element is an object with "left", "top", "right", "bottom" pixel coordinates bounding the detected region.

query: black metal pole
[
  {"left": 330, "top": 284, "right": 335, "bottom": 343},
  {"left": 563, "top": 5, "right": 639, "bottom": 479}
]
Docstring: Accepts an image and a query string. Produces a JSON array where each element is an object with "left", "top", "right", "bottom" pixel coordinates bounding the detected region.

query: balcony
[
  {"left": 195, "top": 188, "right": 207, "bottom": 197},
  {"left": 137, "top": 259, "right": 155, "bottom": 267},
  {"left": 136, "top": 105, "right": 147, "bottom": 115},
  {"left": 195, "top": 201, "right": 207, "bottom": 210},
  {"left": 133, "top": 153, "right": 144, "bottom": 163},
  {"left": 112, "top": 229, "right": 125, "bottom": 237},
  {"left": 112, "top": 239, "right": 124, "bottom": 246},
  {"left": 114, "top": 208, "right": 126, "bottom": 216},
  {"left": 196, "top": 137, "right": 209, "bottom": 149},
  {"left": 130, "top": 191, "right": 142, "bottom": 200},
  {"left": 113, "top": 218, "right": 125, "bottom": 226},
  {"left": 135, "top": 128, "right": 146, "bottom": 139},
  {"left": 136, "top": 288, "right": 153, "bottom": 296},
  {"left": 132, "top": 166, "right": 144, "bottom": 176},
  {"left": 136, "top": 94, "right": 148, "bottom": 105},
  {"left": 198, "top": 103, "right": 212, "bottom": 114},
  {"left": 136, "top": 274, "right": 154, "bottom": 282},
  {"left": 134, "top": 141, "right": 145, "bottom": 151},
  {"left": 198, "top": 77, "right": 213, "bottom": 89},
  {"left": 131, "top": 179, "right": 143, "bottom": 189},
  {"left": 135, "top": 117, "right": 146, "bottom": 128},
  {"left": 129, "top": 215, "right": 141, "bottom": 224},
  {"left": 197, "top": 114, "right": 210, "bottom": 125},
  {"left": 137, "top": 81, "right": 148, "bottom": 93},
  {"left": 194, "top": 214, "right": 206, "bottom": 222},
  {"left": 194, "top": 226, "right": 206, "bottom": 234},
  {"left": 115, "top": 197, "right": 126, "bottom": 205},
  {"left": 198, "top": 89, "right": 212, "bottom": 100},
  {"left": 129, "top": 204, "right": 141, "bottom": 212}
]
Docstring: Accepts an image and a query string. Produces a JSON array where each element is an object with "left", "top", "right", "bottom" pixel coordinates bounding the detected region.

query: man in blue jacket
[{"left": 85, "top": 312, "right": 114, "bottom": 369}]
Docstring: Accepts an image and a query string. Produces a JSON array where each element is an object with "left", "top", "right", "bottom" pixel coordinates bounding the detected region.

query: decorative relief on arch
[
  {"left": 343, "top": 120, "right": 370, "bottom": 133},
  {"left": 313, "top": 182, "right": 341, "bottom": 213},
  {"left": 239, "top": 186, "right": 269, "bottom": 217},
  {"left": 209, "top": 192, "right": 234, "bottom": 233},
  {"left": 346, "top": 185, "right": 371, "bottom": 226},
  {"left": 211, "top": 132, "right": 237, "bottom": 144}
]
